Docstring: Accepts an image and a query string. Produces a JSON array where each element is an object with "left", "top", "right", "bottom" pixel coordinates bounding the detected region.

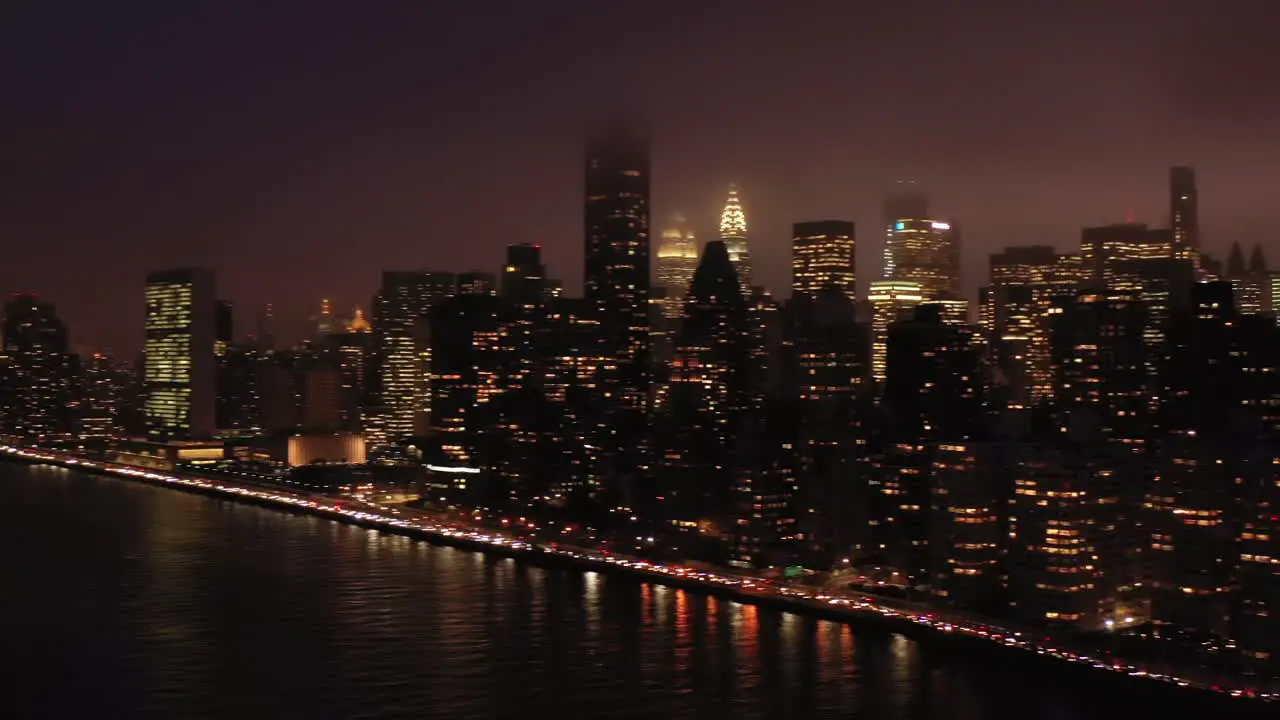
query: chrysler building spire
[{"left": 718, "top": 184, "right": 751, "bottom": 291}]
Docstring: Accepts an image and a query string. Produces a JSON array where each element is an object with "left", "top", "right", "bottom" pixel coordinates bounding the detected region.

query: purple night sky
[{"left": 3, "top": 1, "right": 1278, "bottom": 355}]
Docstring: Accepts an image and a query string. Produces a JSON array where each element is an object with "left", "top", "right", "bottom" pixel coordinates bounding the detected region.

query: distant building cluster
[{"left": 5, "top": 135, "right": 1280, "bottom": 665}]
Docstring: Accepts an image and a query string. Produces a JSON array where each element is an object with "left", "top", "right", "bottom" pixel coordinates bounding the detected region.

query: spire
[
  {"left": 348, "top": 307, "right": 372, "bottom": 332},
  {"left": 718, "top": 184, "right": 751, "bottom": 291},
  {"left": 719, "top": 185, "right": 747, "bottom": 239},
  {"left": 1249, "top": 244, "right": 1268, "bottom": 275},
  {"left": 1227, "top": 241, "right": 1246, "bottom": 278}
]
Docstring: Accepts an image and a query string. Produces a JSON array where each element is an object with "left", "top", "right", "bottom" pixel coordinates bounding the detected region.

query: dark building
[
  {"left": 583, "top": 122, "right": 651, "bottom": 412},
  {"left": 1170, "top": 165, "right": 1199, "bottom": 256},
  {"left": 502, "top": 243, "right": 553, "bottom": 303},
  {"left": 1, "top": 293, "right": 73, "bottom": 439},
  {"left": 656, "top": 241, "right": 750, "bottom": 529}
]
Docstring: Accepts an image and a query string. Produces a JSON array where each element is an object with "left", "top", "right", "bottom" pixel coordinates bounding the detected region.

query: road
[{"left": 2, "top": 443, "right": 1275, "bottom": 705}]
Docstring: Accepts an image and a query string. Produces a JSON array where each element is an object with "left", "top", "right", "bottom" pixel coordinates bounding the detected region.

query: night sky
[{"left": 4, "top": 1, "right": 1278, "bottom": 355}]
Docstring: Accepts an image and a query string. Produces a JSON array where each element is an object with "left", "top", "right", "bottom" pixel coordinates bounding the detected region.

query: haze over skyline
[{"left": 4, "top": 0, "right": 1279, "bottom": 354}]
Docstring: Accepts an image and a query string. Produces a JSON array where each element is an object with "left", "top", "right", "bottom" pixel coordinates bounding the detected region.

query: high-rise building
[
  {"left": 655, "top": 215, "right": 699, "bottom": 320},
  {"left": 457, "top": 271, "right": 497, "bottom": 296},
  {"left": 1080, "top": 223, "right": 1171, "bottom": 288},
  {"left": 719, "top": 185, "right": 750, "bottom": 290},
  {"left": 987, "top": 247, "right": 1082, "bottom": 405},
  {"left": 373, "top": 271, "right": 456, "bottom": 442},
  {"left": 1, "top": 293, "right": 73, "bottom": 438},
  {"left": 1170, "top": 166, "right": 1199, "bottom": 259},
  {"left": 791, "top": 220, "right": 856, "bottom": 301},
  {"left": 868, "top": 280, "right": 923, "bottom": 384},
  {"left": 144, "top": 268, "right": 216, "bottom": 439},
  {"left": 884, "top": 219, "right": 959, "bottom": 300},
  {"left": 584, "top": 122, "right": 651, "bottom": 412},
  {"left": 502, "top": 243, "right": 553, "bottom": 303}
]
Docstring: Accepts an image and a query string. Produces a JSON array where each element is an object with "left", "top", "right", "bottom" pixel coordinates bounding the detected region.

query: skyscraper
[
  {"left": 868, "top": 280, "right": 924, "bottom": 384},
  {"left": 656, "top": 215, "right": 699, "bottom": 320},
  {"left": 1, "top": 293, "right": 73, "bottom": 439},
  {"left": 584, "top": 122, "right": 651, "bottom": 410},
  {"left": 884, "top": 219, "right": 959, "bottom": 300},
  {"left": 502, "top": 243, "right": 552, "bottom": 303},
  {"left": 719, "top": 185, "right": 750, "bottom": 289},
  {"left": 791, "top": 220, "right": 856, "bottom": 301},
  {"left": 144, "top": 268, "right": 216, "bottom": 439},
  {"left": 373, "top": 271, "right": 456, "bottom": 442},
  {"left": 1170, "top": 166, "right": 1199, "bottom": 259}
]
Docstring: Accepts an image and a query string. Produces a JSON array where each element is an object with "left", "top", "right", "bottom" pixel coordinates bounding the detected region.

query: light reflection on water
[{"left": 0, "top": 462, "right": 1262, "bottom": 720}]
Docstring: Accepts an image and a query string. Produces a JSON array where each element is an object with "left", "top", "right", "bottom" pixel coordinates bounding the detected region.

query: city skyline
[{"left": 5, "top": 2, "right": 1280, "bottom": 353}]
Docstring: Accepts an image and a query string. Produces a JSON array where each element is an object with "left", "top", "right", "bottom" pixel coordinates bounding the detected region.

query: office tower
[
  {"left": 1010, "top": 446, "right": 1104, "bottom": 629},
  {"left": 1050, "top": 292, "right": 1148, "bottom": 450},
  {"left": 255, "top": 302, "right": 275, "bottom": 349},
  {"left": 1080, "top": 223, "right": 1172, "bottom": 288},
  {"left": 730, "top": 400, "right": 801, "bottom": 567},
  {"left": 884, "top": 219, "right": 959, "bottom": 299},
  {"left": 144, "top": 268, "right": 216, "bottom": 440},
  {"left": 657, "top": 241, "right": 750, "bottom": 524},
  {"left": 457, "top": 271, "right": 497, "bottom": 296},
  {"left": 1, "top": 293, "right": 73, "bottom": 438},
  {"left": 868, "top": 280, "right": 923, "bottom": 384},
  {"left": 1226, "top": 241, "right": 1269, "bottom": 314},
  {"left": 214, "top": 300, "right": 235, "bottom": 429},
  {"left": 1170, "top": 166, "right": 1199, "bottom": 260},
  {"left": 218, "top": 343, "right": 263, "bottom": 433},
  {"left": 78, "top": 354, "right": 123, "bottom": 439},
  {"left": 878, "top": 306, "right": 983, "bottom": 584},
  {"left": 987, "top": 246, "right": 1082, "bottom": 405},
  {"left": 300, "top": 365, "right": 342, "bottom": 432},
  {"left": 655, "top": 216, "right": 699, "bottom": 320},
  {"left": 373, "top": 271, "right": 456, "bottom": 443},
  {"left": 1146, "top": 283, "right": 1245, "bottom": 636},
  {"left": 930, "top": 442, "right": 1002, "bottom": 612},
  {"left": 791, "top": 220, "right": 856, "bottom": 301},
  {"left": 719, "top": 185, "right": 750, "bottom": 289},
  {"left": 932, "top": 297, "right": 969, "bottom": 326},
  {"left": 502, "top": 243, "right": 553, "bottom": 303},
  {"left": 885, "top": 305, "right": 984, "bottom": 443},
  {"left": 883, "top": 179, "right": 930, "bottom": 232},
  {"left": 429, "top": 293, "right": 505, "bottom": 464},
  {"left": 785, "top": 289, "right": 871, "bottom": 564},
  {"left": 584, "top": 122, "right": 651, "bottom": 411}
]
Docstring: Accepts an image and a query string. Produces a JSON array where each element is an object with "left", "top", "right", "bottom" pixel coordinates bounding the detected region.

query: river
[{"left": 0, "top": 461, "right": 1262, "bottom": 719}]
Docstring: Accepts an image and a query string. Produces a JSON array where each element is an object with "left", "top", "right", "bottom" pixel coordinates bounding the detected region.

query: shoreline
[{"left": 2, "top": 446, "right": 1274, "bottom": 706}]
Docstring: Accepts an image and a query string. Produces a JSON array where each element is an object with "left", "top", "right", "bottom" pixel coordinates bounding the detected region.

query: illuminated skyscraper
[
  {"left": 868, "top": 280, "right": 923, "bottom": 384},
  {"left": 987, "top": 246, "right": 1081, "bottom": 405},
  {"left": 884, "top": 219, "right": 958, "bottom": 300},
  {"left": 373, "top": 271, "right": 456, "bottom": 443},
  {"left": 144, "top": 268, "right": 216, "bottom": 439},
  {"left": 719, "top": 184, "right": 750, "bottom": 290},
  {"left": 791, "top": 220, "right": 856, "bottom": 301},
  {"left": 656, "top": 215, "right": 699, "bottom": 320},
  {"left": 1, "top": 293, "right": 73, "bottom": 438},
  {"left": 1080, "top": 223, "right": 1171, "bottom": 288},
  {"left": 584, "top": 122, "right": 651, "bottom": 411}
]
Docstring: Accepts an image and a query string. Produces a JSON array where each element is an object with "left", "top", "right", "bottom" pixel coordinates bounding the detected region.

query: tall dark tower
[
  {"left": 1170, "top": 166, "right": 1199, "bottom": 256},
  {"left": 584, "top": 122, "right": 651, "bottom": 409}
]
